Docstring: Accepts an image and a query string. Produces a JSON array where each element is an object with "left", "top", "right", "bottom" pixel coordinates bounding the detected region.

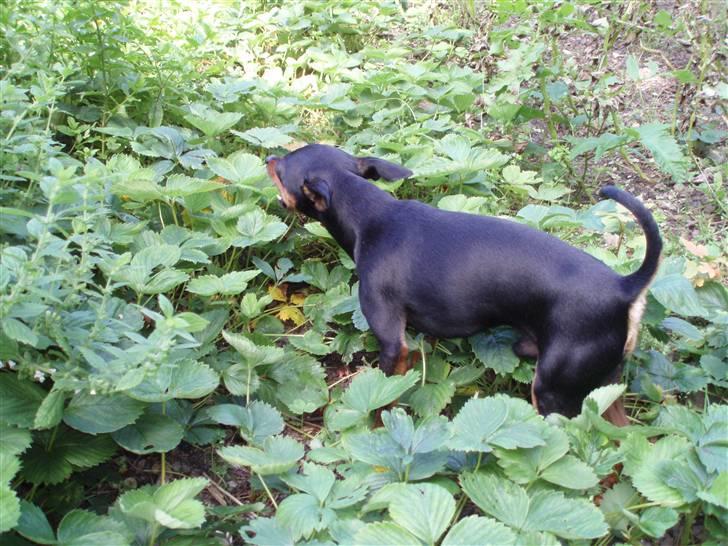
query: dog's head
[{"left": 265, "top": 144, "right": 412, "bottom": 217}]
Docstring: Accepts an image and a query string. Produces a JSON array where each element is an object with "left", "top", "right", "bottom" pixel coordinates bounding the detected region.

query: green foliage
[{"left": 0, "top": 0, "right": 725, "bottom": 543}]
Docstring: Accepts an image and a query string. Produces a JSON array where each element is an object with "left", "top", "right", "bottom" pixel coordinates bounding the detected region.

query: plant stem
[
  {"left": 148, "top": 522, "right": 159, "bottom": 546},
  {"left": 679, "top": 503, "right": 700, "bottom": 545},
  {"left": 161, "top": 401, "right": 167, "bottom": 484},
  {"left": 257, "top": 473, "right": 278, "bottom": 509}
]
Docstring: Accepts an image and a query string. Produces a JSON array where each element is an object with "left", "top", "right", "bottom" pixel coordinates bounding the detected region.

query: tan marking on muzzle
[{"left": 266, "top": 159, "right": 296, "bottom": 209}]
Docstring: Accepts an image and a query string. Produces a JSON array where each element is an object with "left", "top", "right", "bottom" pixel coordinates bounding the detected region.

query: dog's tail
[{"left": 599, "top": 186, "right": 662, "bottom": 301}]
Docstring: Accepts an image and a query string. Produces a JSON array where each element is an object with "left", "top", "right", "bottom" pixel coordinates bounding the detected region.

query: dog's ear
[
  {"left": 301, "top": 178, "right": 331, "bottom": 212},
  {"left": 356, "top": 157, "right": 412, "bottom": 181}
]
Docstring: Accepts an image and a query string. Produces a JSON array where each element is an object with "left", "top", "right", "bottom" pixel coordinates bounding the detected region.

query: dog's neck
[{"left": 318, "top": 174, "right": 394, "bottom": 260}]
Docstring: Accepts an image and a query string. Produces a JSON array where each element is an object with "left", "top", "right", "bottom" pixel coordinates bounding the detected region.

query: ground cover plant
[{"left": 1, "top": 0, "right": 726, "bottom": 544}]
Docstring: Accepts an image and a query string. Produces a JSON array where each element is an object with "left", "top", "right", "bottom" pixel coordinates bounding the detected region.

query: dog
[{"left": 265, "top": 144, "right": 662, "bottom": 423}]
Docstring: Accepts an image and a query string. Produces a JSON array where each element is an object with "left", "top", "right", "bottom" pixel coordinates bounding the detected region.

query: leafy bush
[{"left": 1, "top": 0, "right": 725, "bottom": 544}]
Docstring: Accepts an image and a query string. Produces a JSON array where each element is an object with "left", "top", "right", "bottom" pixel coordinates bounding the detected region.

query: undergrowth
[{"left": 1, "top": 1, "right": 726, "bottom": 545}]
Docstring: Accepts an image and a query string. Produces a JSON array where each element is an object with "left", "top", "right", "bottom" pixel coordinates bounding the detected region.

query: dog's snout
[{"left": 265, "top": 155, "right": 278, "bottom": 165}]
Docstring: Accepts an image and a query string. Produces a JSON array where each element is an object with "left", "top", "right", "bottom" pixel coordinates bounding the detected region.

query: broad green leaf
[
  {"left": 184, "top": 106, "right": 242, "bottom": 137},
  {"left": 222, "top": 330, "right": 285, "bottom": 365},
  {"left": 634, "top": 123, "right": 689, "bottom": 182},
  {"left": 639, "top": 350, "right": 709, "bottom": 394},
  {"left": 448, "top": 363, "right": 486, "bottom": 386},
  {"left": 638, "top": 506, "right": 679, "bottom": 538},
  {"left": 206, "top": 401, "right": 284, "bottom": 445},
  {"left": 16, "top": 501, "right": 55, "bottom": 544},
  {"left": 0, "top": 451, "right": 21, "bottom": 484},
  {"left": 233, "top": 127, "right": 293, "bottom": 148},
  {"left": 57, "top": 431, "right": 117, "bottom": 468},
  {"left": 599, "top": 481, "right": 640, "bottom": 533},
  {"left": 326, "top": 368, "right": 419, "bottom": 431},
  {"left": 187, "top": 270, "right": 259, "bottom": 297},
  {"left": 119, "top": 478, "right": 208, "bottom": 529},
  {"left": 437, "top": 194, "right": 487, "bottom": 215},
  {"left": 240, "top": 517, "right": 294, "bottom": 546},
  {"left": 526, "top": 489, "right": 608, "bottom": 540},
  {"left": 344, "top": 409, "right": 450, "bottom": 478},
  {"left": 341, "top": 368, "right": 418, "bottom": 413},
  {"left": 354, "top": 522, "right": 420, "bottom": 546},
  {"left": 207, "top": 151, "right": 266, "bottom": 186},
  {"left": 328, "top": 474, "right": 369, "bottom": 510},
  {"left": 698, "top": 410, "right": 728, "bottom": 474},
  {"left": 461, "top": 472, "right": 529, "bottom": 529},
  {"left": 21, "top": 439, "right": 73, "bottom": 485},
  {"left": 442, "top": 515, "right": 516, "bottom": 546},
  {"left": 497, "top": 426, "right": 596, "bottom": 488},
  {"left": 0, "top": 424, "right": 32, "bottom": 456},
  {"left": 111, "top": 412, "right": 184, "bottom": 454},
  {"left": 1, "top": 317, "right": 39, "bottom": 347},
  {"left": 462, "top": 473, "right": 608, "bottom": 539},
  {"left": 330, "top": 518, "right": 366, "bottom": 545},
  {"left": 697, "top": 472, "right": 728, "bottom": 509},
  {"left": 276, "top": 493, "right": 334, "bottom": 541},
  {"left": 626, "top": 54, "right": 641, "bottom": 81},
  {"left": 282, "top": 462, "right": 336, "bottom": 504},
  {"left": 389, "top": 483, "right": 455, "bottom": 544},
  {"left": 584, "top": 384, "right": 626, "bottom": 416},
  {"left": 141, "top": 269, "right": 189, "bottom": 294},
  {"left": 222, "top": 362, "right": 260, "bottom": 398},
  {"left": 0, "top": 373, "right": 46, "bottom": 428},
  {"left": 415, "top": 146, "right": 508, "bottom": 179},
  {"left": 270, "top": 354, "right": 329, "bottom": 414},
  {"left": 218, "top": 435, "right": 303, "bottom": 475},
  {"left": 128, "top": 360, "right": 219, "bottom": 402},
  {"left": 64, "top": 393, "right": 145, "bottom": 434},
  {"left": 164, "top": 174, "right": 223, "bottom": 198},
  {"left": 409, "top": 382, "right": 456, "bottom": 417},
  {"left": 470, "top": 329, "right": 520, "bottom": 375},
  {"left": 568, "top": 133, "right": 628, "bottom": 159},
  {"left": 232, "top": 208, "right": 287, "bottom": 248},
  {"left": 0, "top": 485, "right": 20, "bottom": 534},
  {"left": 450, "top": 395, "right": 545, "bottom": 452},
  {"left": 627, "top": 435, "right": 691, "bottom": 506},
  {"left": 650, "top": 274, "right": 707, "bottom": 317},
  {"left": 33, "top": 390, "right": 65, "bottom": 429},
  {"left": 540, "top": 454, "right": 599, "bottom": 489},
  {"left": 288, "top": 330, "right": 331, "bottom": 356},
  {"left": 56, "top": 509, "right": 130, "bottom": 546}
]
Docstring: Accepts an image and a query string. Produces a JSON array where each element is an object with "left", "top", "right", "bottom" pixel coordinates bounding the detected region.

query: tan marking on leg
[
  {"left": 531, "top": 369, "right": 539, "bottom": 412},
  {"left": 393, "top": 343, "right": 409, "bottom": 375},
  {"left": 624, "top": 288, "right": 647, "bottom": 354},
  {"left": 624, "top": 258, "right": 662, "bottom": 355},
  {"left": 603, "top": 397, "right": 630, "bottom": 427}
]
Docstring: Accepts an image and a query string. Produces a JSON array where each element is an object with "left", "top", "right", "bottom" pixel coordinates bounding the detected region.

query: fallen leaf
[
  {"left": 290, "top": 292, "right": 307, "bottom": 305},
  {"left": 680, "top": 237, "right": 709, "bottom": 258},
  {"left": 277, "top": 305, "right": 305, "bottom": 326},
  {"left": 268, "top": 284, "right": 287, "bottom": 302}
]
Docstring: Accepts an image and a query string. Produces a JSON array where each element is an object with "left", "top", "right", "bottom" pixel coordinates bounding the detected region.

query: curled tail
[{"left": 599, "top": 186, "right": 662, "bottom": 301}]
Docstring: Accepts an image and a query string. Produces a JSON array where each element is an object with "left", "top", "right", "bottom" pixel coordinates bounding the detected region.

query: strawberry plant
[{"left": 1, "top": 0, "right": 726, "bottom": 544}]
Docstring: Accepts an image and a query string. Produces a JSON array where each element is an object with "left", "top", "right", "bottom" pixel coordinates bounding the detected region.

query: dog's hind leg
[
  {"left": 359, "top": 290, "right": 408, "bottom": 376},
  {"left": 513, "top": 335, "right": 539, "bottom": 360}
]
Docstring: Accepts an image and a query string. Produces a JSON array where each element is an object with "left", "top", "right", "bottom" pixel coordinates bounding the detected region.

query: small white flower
[
  {"left": 48, "top": 367, "right": 57, "bottom": 374},
  {"left": 8, "top": 360, "right": 17, "bottom": 369},
  {"left": 34, "top": 370, "right": 46, "bottom": 383},
  {"left": 90, "top": 389, "right": 97, "bottom": 395}
]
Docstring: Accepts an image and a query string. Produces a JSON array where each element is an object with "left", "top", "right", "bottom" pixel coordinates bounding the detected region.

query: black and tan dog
[{"left": 266, "top": 144, "right": 662, "bottom": 424}]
